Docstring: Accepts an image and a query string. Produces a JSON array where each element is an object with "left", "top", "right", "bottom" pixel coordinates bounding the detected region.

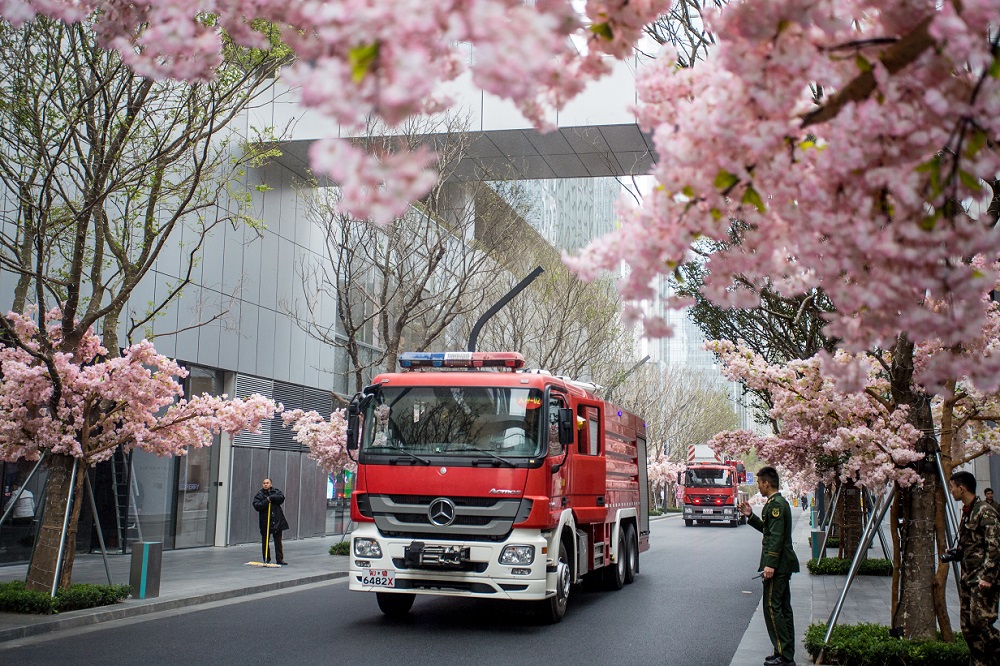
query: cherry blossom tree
[
  {"left": 0, "top": 308, "right": 278, "bottom": 593},
  {"left": 281, "top": 409, "right": 353, "bottom": 474}
]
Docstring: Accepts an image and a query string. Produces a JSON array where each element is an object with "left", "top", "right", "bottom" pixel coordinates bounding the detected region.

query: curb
[{"left": 0, "top": 571, "right": 348, "bottom": 644}]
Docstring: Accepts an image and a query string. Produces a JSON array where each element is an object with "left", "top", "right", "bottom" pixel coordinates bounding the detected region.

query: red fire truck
[
  {"left": 680, "top": 445, "right": 747, "bottom": 527},
  {"left": 345, "top": 351, "right": 650, "bottom": 622}
]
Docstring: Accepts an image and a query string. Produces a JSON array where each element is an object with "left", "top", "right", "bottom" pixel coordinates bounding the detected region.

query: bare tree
[
  {"left": 291, "top": 115, "right": 530, "bottom": 392},
  {"left": 0, "top": 16, "right": 287, "bottom": 592},
  {"left": 643, "top": 0, "right": 728, "bottom": 67}
]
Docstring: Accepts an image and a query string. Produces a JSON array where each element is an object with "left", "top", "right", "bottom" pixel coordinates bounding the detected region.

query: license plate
[
  {"left": 703, "top": 509, "right": 714, "bottom": 514},
  {"left": 361, "top": 569, "right": 395, "bottom": 588}
]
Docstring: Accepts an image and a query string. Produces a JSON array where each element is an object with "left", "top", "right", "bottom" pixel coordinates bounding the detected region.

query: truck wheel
[
  {"left": 684, "top": 519, "right": 693, "bottom": 527},
  {"left": 729, "top": 519, "right": 738, "bottom": 527},
  {"left": 539, "top": 540, "right": 571, "bottom": 623},
  {"left": 376, "top": 592, "right": 415, "bottom": 618},
  {"left": 624, "top": 524, "right": 638, "bottom": 584},
  {"left": 605, "top": 529, "right": 627, "bottom": 590}
]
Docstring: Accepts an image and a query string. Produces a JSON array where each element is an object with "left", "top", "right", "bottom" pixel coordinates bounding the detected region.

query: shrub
[
  {"left": 0, "top": 581, "right": 131, "bottom": 614},
  {"left": 805, "top": 622, "right": 969, "bottom": 666},
  {"left": 55, "top": 584, "right": 131, "bottom": 612},
  {"left": 662, "top": 507, "right": 683, "bottom": 513},
  {"left": 329, "top": 540, "right": 351, "bottom": 556},
  {"left": 807, "top": 557, "right": 892, "bottom": 576},
  {"left": 648, "top": 508, "right": 663, "bottom": 516},
  {"left": 807, "top": 535, "right": 840, "bottom": 548}
]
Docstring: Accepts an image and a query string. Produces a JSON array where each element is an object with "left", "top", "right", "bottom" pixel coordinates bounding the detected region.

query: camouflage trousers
[{"left": 959, "top": 580, "right": 1000, "bottom": 666}]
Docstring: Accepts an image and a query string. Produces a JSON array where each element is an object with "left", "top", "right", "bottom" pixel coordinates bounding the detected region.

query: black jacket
[{"left": 253, "top": 488, "right": 289, "bottom": 533}]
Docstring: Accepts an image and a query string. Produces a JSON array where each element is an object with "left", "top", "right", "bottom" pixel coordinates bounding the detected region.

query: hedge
[
  {"left": 807, "top": 557, "right": 892, "bottom": 576},
  {"left": 805, "top": 623, "right": 969, "bottom": 666},
  {"left": 329, "top": 541, "right": 351, "bottom": 556},
  {"left": 0, "top": 581, "right": 131, "bottom": 614}
]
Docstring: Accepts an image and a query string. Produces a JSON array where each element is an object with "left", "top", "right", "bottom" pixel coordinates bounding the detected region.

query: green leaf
[
  {"left": 349, "top": 43, "right": 380, "bottom": 83},
  {"left": 714, "top": 169, "right": 739, "bottom": 191},
  {"left": 742, "top": 186, "right": 766, "bottom": 213},
  {"left": 855, "top": 55, "right": 872, "bottom": 73},
  {"left": 710, "top": 208, "right": 722, "bottom": 221},
  {"left": 589, "top": 22, "right": 613, "bottom": 40},
  {"left": 958, "top": 170, "right": 982, "bottom": 193},
  {"left": 681, "top": 185, "right": 695, "bottom": 198},
  {"left": 990, "top": 57, "right": 1000, "bottom": 79},
  {"left": 919, "top": 214, "right": 937, "bottom": 231},
  {"left": 965, "top": 130, "right": 988, "bottom": 159}
]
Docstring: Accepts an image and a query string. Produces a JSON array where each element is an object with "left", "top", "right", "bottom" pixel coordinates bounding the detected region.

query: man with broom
[{"left": 253, "top": 478, "right": 289, "bottom": 565}]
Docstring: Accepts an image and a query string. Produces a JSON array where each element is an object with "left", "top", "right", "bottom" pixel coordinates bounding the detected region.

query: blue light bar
[{"left": 398, "top": 351, "right": 525, "bottom": 369}]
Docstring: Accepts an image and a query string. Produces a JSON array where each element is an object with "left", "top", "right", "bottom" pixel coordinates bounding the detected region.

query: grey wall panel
[
  {"left": 200, "top": 223, "right": 226, "bottom": 290},
  {"left": 218, "top": 312, "right": 241, "bottom": 371},
  {"left": 248, "top": 447, "right": 271, "bottom": 541},
  {"left": 241, "top": 229, "right": 263, "bottom": 305},
  {"left": 151, "top": 282, "right": 180, "bottom": 358},
  {"left": 197, "top": 296, "right": 222, "bottom": 368},
  {"left": 303, "top": 336, "right": 320, "bottom": 389},
  {"left": 283, "top": 452, "right": 301, "bottom": 538},
  {"left": 257, "top": 232, "right": 280, "bottom": 310},
  {"left": 236, "top": 303, "right": 260, "bottom": 376},
  {"left": 272, "top": 313, "right": 293, "bottom": 383},
  {"left": 288, "top": 319, "right": 307, "bottom": 386},
  {"left": 260, "top": 168, "right": 285, "bottom": 239},
  {"left": 222, "top": 222, "right": 247, "bottom": 297},
  {"left": 300, "top": 457, "right": 327, "bottom": 538},
  {"left": 228, "top": 447, "right": 254, "bottom": 545},
  {"left": 175, "top": 284, "right": 202, "bottom": 360},
  {"left": 276, "top": 236, "right": 295, "bottom": 314},
  {"left": 255, "top": 307, "right": 277, "bottom": 379}
]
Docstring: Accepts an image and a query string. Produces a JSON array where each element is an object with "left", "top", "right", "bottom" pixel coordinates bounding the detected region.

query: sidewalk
[
  {"left": 729, "top": 513, "right": 960, "bottom": 666},
  {"left": 0, "top": 535, "right": 351, "bottom": 643}
]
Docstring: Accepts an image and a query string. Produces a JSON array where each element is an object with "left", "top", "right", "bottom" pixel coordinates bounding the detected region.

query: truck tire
[
  {"left": 605, "top": 529, "right": 627, "bottom": 590},
  {"left": 539, "top": 540, "right": 571, "bottom": 623},
  {"left": 376, "top": 592, "right": 415, "bottom": 617},
  {"left": 684, "top": 519, "right": 693, "bottom": 527},
  {"left": 624, "top": 524, "right": 638, "bottom": 584},
  {"left": 729, "top": 519, "right": 738, "bottom": 527}
]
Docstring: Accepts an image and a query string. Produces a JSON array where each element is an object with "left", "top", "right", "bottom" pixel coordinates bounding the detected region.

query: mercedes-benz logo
[{"left": 427, "top": 497, "right": 456, "bottom": 527}]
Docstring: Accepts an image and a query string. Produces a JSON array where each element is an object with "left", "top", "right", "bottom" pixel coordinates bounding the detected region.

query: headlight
[
  {"left": 499, "top": 545, "right": 535, "bottom": 565},
  {"left": 353, "top": 538, "right": 383, "bottom": 558}
]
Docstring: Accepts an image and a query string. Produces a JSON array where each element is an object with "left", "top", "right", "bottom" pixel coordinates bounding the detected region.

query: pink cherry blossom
[
  {"left": 0, "top": 308, "right": 280, "bottom": 466},
  {"left": 281, "top": 408, "right": 354, "bottom": 473}
]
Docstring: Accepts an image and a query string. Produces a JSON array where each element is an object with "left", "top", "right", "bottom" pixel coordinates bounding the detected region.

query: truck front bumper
[
  {"left": 683, "top": 506, "right": 739, "bottom": 522},
  {"left": 348, "top": 524, "right": 553, "bottom": 600}
]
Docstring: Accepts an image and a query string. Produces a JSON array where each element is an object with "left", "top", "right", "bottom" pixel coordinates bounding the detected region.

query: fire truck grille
[{"left": 369, "top": 494, "right": 531, "bottom": 541}]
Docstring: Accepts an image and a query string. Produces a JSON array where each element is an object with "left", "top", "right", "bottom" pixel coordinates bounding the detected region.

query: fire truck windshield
[
  {"left": 685, "top": 468, "right": 732, "bottom": 488},
  {"left": 361, "top": 386, "right": 545, "bottom": 458}
]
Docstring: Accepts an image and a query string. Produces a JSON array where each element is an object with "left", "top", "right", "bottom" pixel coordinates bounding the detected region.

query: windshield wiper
[
  {"left": 461, "top": 447, "right": 517, "bottom": 468},
  {"left": 388, "top": 448, "right": 431, "bottom": 465}
]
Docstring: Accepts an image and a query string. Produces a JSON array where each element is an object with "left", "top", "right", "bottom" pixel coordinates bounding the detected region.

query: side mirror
[
  {"left": 346, "top": 393, "right": 364, "bottom": 452},
  {"left": 557, "top": 408, "right": 574, "bottom": 445}
]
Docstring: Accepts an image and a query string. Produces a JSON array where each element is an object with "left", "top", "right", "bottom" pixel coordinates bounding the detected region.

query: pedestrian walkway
[
  {"left": 0, "top": 534, "right": 351, "bottom": 643},
  {"left": 729, "top": 512, "right": 960, "bottom": 666}
]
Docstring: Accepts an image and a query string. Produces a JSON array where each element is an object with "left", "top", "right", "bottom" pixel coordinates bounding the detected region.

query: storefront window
[{"left": 0, "top": 460, "right": 45, "bottom": 564}]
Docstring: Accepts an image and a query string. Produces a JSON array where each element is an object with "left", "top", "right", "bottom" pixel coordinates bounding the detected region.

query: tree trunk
[
  {"left": 840, "top": 480, "right": 865, "bottom": 562},
  {"left": 25, "top": 453, "right": 86, "bottom": 592},
  {"left": 889, "top": 335, "right": 938, "bottom": 640}
]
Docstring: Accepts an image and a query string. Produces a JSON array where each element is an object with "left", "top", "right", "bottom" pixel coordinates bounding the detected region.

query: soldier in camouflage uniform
[
  {"left": 986, "top": 488, "right": 997, "bottom": 512},
  {"left": 739, "top": 466, "right": 800, "bottom": 666},
  {"left": 948, "top": 471, "right": 1000, "bottom": 666}
]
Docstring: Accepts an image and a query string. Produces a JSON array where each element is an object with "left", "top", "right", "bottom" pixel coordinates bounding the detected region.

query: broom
[{"left": 246, "top": 497, "right": 282, "bottom": 568}]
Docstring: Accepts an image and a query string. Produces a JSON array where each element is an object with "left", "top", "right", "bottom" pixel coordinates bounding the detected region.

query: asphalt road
[{"left": 0, "top": 516, "right": 762, "bottom": 665}]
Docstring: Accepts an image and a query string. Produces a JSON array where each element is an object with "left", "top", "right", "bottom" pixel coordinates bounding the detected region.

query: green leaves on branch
[
  {"left": 349, "top": 43, "right": 381, "bottom": 83},
  {"left": 742, "top": 186, "right": 766, "bottom": 213},
  {"left": 714, "top": 169, "right": 739, "bottom": 191},
  {"left": 589, "top": 22, "right": 613, "bottom": 41}
]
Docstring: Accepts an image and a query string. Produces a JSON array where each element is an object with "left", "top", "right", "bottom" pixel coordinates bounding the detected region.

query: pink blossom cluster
[
  {"left": 706, "top": 340, "right": 924, "bottom": 491},
  {"left": 1, "top": 1, "right": 669, "bottom": 223},
  {"left": 281, "top": 408, "right": 354, "bottom": 473},
  {"left": 647, "top": 455, "right": 685, "bottom": 486},
  {"left": 569, "top": 0, "right": 1000, "bottom": 390},
  {"left": 0, "top": 309, "right": 279, "bottom": 465}
]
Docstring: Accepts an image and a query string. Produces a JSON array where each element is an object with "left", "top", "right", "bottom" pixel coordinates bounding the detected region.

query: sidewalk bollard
[
  {"left": 811, "top": 529, "right": 824, "bottom": 559},
  {"left": 130, "top": 541, "right": 163, "bottom": 599}
]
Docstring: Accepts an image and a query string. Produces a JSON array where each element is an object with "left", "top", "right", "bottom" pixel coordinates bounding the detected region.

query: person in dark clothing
[
  {"left": 253, "top": 478, "right": 289, "bottom": 565},
  {"left": 739, "top": 466, "right": 800, "bottom": 666},
  {"left": 948, "top": 471, "right": 999, "bottom": 666}
]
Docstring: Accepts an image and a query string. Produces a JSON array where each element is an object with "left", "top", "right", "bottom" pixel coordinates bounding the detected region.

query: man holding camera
[
  {"left": 739, "top": 466, "right": 799, "bottom": 666},
  {"left": 947, "top": 470, "right": 1000, "bottom": 666}
]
